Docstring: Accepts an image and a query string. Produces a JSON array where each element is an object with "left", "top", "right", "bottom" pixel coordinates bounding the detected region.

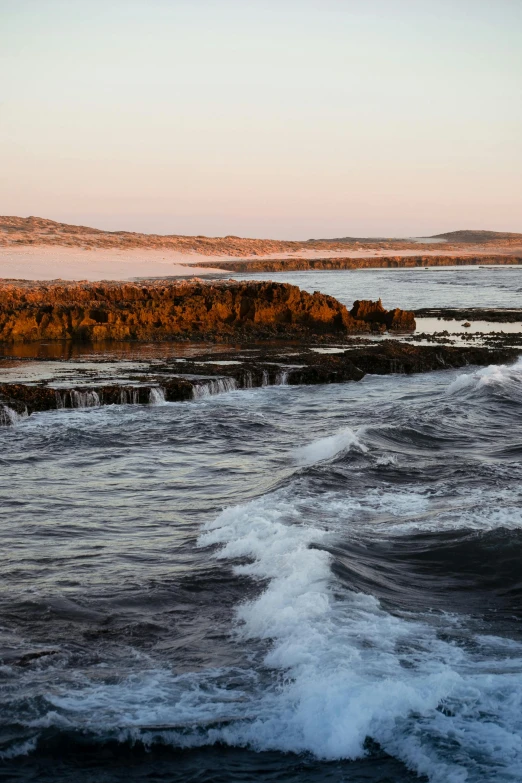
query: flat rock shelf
[{"left": 1, "top": 340, "right": 519, "bottom": 424}]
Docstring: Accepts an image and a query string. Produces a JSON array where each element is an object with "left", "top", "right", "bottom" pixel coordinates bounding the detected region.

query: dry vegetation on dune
[
  {"left": 3, "top": 216, "right": 521, "bottom": 257},
  {"left": 0, "top": 216, "right": 302, "bottom": 255}
]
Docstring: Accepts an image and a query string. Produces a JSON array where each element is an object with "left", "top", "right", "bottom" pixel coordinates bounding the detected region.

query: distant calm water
[
  {"left": 1, "top": 268, "right": 522, "bottom": 783},
  {"left": 235, "top": 264, "right": 522, "bottom": 310}
]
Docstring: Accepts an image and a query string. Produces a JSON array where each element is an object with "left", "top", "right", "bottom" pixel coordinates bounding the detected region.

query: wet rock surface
[
  {"left": 411, "top": 308, "right": 522, "bottom": 350},
  {"left": 415, "top": 307, "right": 522, "bottom": 323},
  {"left": 0, "top": 288, "right": 519, "bottom": 424},
  {"left": 1, "top": 338, "right": 518, "bottom": 423}
]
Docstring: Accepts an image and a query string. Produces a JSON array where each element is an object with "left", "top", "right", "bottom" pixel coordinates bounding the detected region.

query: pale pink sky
[{"left": 1, "top": 0, "right": 521, "bottom": 239}]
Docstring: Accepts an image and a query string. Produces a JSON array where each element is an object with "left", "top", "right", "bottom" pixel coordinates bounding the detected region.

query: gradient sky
[{"left": 1, "top": 0, "right": 521, "bottom": 238}]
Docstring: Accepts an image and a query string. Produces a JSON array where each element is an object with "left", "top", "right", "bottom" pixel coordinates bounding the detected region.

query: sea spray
[
  {"left": 197, "top": 484, "right": 522, "bottom": 782},
  {"left": 198, "top": 490, "right": 466, "bottom": 777}
]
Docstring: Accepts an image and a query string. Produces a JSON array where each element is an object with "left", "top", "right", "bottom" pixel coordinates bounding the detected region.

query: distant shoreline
[
  {"left": 195, "top": 255, "right": 522, "bottom": 274},
  {"left": 1, "top": 245, "right": 521, "bottom": 283}
]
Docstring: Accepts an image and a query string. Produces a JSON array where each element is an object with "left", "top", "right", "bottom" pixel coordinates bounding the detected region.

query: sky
[{"left": 1, "top": 0, "right": 521, "bottom": 239}]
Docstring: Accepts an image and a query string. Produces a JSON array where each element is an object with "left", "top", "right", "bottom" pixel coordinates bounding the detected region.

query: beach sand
[{"left": 1, "top": 244, "right": 522, "bottom": 282}]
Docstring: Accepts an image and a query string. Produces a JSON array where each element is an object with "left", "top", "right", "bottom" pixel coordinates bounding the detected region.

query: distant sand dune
[{"left": 1, "top": 217, "right": 521, "bottom": 281}]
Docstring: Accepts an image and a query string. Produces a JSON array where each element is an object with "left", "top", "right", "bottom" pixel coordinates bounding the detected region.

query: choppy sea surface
[{"left": 1, "top": 268, "right": 522, "bottom": 783}]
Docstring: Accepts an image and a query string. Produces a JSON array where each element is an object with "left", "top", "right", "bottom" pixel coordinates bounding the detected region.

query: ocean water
[
  {"left": 1, "top": 267, "right": 522, "bottom": 782},
  {"left": 1, "top": 356, "right": 522, "bottom": 782},
  {"left": 235, "top": 265, "right": 522, "bottom": 310}
]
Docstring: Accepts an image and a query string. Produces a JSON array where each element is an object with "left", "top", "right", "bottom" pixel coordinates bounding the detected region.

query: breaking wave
[
  {"left": 446, "top": 356, "right": 522, "bottom": 400},
  {"left": 2, "top": 358, "right": 522, "bottom": 782},
  {"left": 292, "top": 427, "right": 367, "bottom": 465}
]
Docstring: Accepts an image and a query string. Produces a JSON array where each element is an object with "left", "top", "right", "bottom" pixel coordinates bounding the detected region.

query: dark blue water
[{"left": 1, "top": 351, "right": 522, "bottom": 782}]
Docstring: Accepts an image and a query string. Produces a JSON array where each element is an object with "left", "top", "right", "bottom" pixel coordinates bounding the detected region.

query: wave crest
[{"left": 292, "top": 427, "right": 367, "bottom": 466}]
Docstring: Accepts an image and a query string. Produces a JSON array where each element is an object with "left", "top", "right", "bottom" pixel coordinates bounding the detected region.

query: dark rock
[
  {"left": 350, "top": 299, "right": 416, "bottom": 331},
  {"left": 1, "top": 341, "right": 519, "bottom": 423},
  {"left": 416, "top": 307, "right": 522, "bottom": 324}
]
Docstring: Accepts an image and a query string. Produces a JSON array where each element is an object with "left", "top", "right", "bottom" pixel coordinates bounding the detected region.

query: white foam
[
  {"left": 293, "top": 427, "right": 368, "bottom": 466},
  {"left": 198, "top": 491, "right": 522, "bottom": 781},
  {"left": 15, "top": 484, "right": 522, "bottom": 780},
  {"left": 447, "top": 357, "right": 522, "bottom": 395}
]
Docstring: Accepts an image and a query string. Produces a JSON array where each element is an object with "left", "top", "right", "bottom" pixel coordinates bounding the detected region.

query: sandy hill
[
  {"left": 0, "top": 216, "right": 414, "bottom": 255},
  {"left": 431, "top": 230, "right": 522, "bottom": 243},
  {"left": 5, "top": 215, "right": 521, "bottom": 255},
  {"left": 1, "top": 218, "right": 521, "bottom": 284}
]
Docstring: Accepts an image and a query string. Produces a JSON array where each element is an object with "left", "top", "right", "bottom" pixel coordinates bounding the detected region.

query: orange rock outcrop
[{"left": 0, "top": 280, "right": 415, "bottom": 342}]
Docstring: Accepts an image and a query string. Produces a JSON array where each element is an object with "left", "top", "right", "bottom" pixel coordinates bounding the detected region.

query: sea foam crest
[
  {"left": 447, "top": 357, "right": 522, "bottom": 395},
  {"left": 199, "top": 494, "right": 459, "bottom": 758},
  {"left": 293, "top": 426, "right": 368, "bottom": 465},
  {"left": 199, "top": 489, "right": 522, "bottom": 782}
]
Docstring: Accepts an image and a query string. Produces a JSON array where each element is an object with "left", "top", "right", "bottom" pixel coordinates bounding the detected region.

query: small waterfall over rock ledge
[
  {"left": 4, "top": 335, "right": 508, "bottom": 425},
  {"left": 191, "top": 369, "right": 292, "bottom": 399},
  {"left": 50, "top": 385, "right": 168, "bottom": 412},
  {"left": 192, "top": 378, "right": 238, "bottom": 399},
  {"left": 0, "top": 404, "right": 28, "bottom": 426},
  {"left": 55, "top": 390, "right": 101, "bottom": 409},
  {"left": 120, "top": 387, "right": 140, "bottom": 405},
  {"left": 149, "top": 387, "right": 167, "bottom": 405}
]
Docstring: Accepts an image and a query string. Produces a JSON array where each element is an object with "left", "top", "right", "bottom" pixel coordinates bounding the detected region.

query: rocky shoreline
[
  {"left": 0, "top": 280, "right": 415, "bottom": 342},
  {"left": 1, "top": 340, "right": 519, "bottom": 424},
  {"left": 195, "top": 255, "right": 522, "bottom": 273},
  {"left": 1, "top": 280, "right": 520, "bottom": 425}
]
